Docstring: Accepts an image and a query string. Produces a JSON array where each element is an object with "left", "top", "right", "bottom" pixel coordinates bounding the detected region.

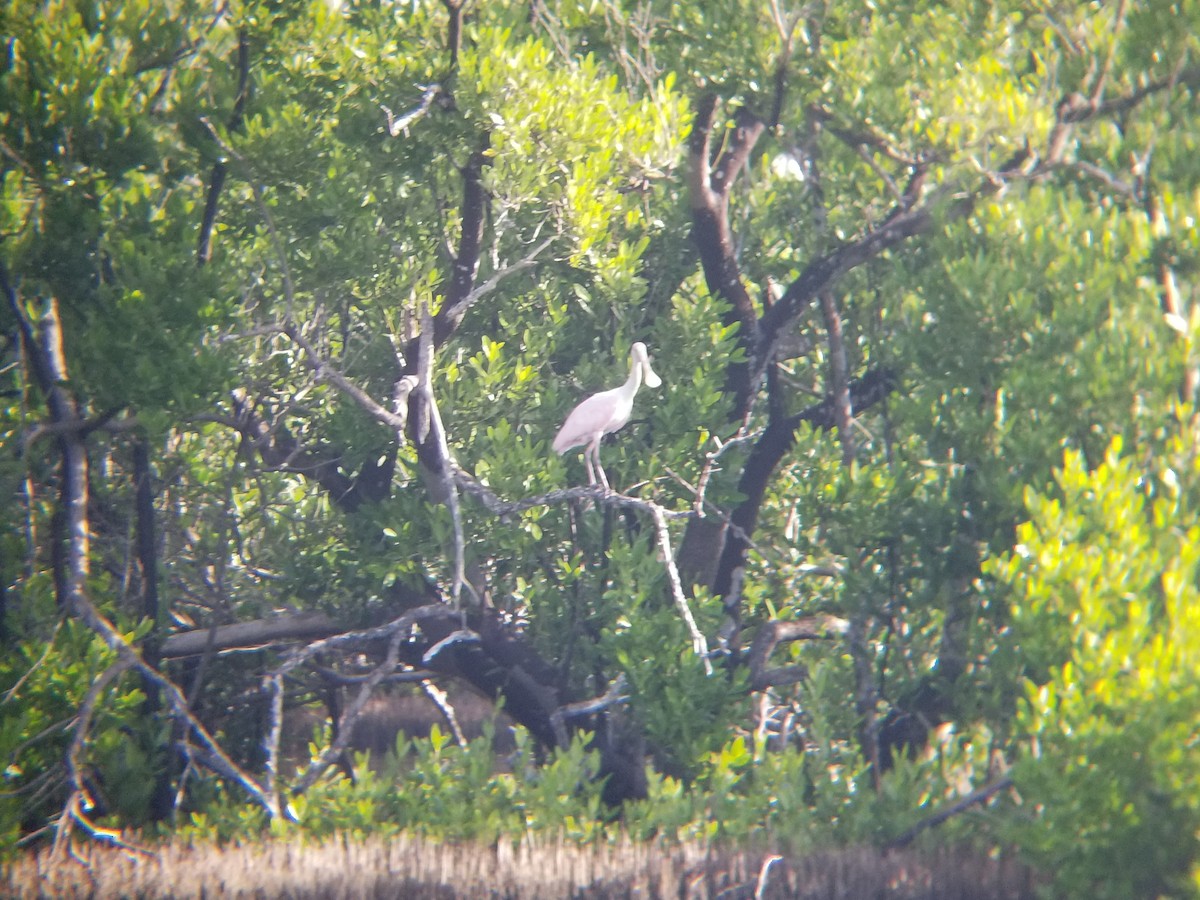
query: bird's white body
[{"left": 553, "top": 342, "right": 661, "bottom": 490}]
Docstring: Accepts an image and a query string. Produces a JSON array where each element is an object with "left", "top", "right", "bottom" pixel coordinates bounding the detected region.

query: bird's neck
[{"left": 622, "top": 361, "right": 642, "bottom": 396}]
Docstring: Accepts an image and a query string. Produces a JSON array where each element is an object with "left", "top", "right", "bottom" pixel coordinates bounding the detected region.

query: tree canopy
[{"left": 2, "top": 1, "right": 1198, "bottom": 896}]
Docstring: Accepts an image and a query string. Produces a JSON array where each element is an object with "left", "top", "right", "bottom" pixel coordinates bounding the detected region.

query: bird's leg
[
  {"left": 589, "top": 443, "right": 611, "bottom": 493},
  {"left": 583, "top": 448, "right": 597, "bottom": 486}
]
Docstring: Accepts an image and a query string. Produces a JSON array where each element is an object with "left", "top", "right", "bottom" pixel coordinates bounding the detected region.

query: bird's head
[{"left": 631, "top": 341, "right": 662, "bottom": 388}]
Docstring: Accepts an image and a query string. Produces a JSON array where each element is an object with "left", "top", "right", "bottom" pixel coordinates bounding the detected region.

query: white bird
[{"left": 553, "top": 341, "right": 662, "bottom": 491}]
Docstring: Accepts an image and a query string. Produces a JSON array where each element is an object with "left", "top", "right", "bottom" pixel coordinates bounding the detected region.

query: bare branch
[
  {"left": 415, "top": 303, "right": 471, "bottom": 607},
  {"left": 687, "top": 96, "right": 765, "bottom": 415},
  {"left": 819, "top": 291, "right": 854, "bottom": 465},
  {"left": 453, "top": 471, "right": 710, "bottom": 672},
  {"left": 884, "top": 775, "right": 1015, "bottom": 850},
  {"left": 437, "top": 233, "right": 556, "bottom": 331},
  {"left": 747, "top": 615, "right": 848, "bottom": 691},
  {"left": 422, "top": 628, "right": 481, "bottom": 664},
  {"left": 55, "top": 660, "right": 132, "bottom": 857},
  {"left": 421, "top": 681, "right": 467, "bottom": 747},
  {"left": 382, "top": 83, "right": 443, "bottom": 137},
  {"left": 549, "top": 675, "right": 629, "bottom": 746},
  {"left": 161, "top": 610, "right": 338, "bottom": 658},
  {"left": 262, "top": 674, "right": 284, "bottom": 805},
  {"left": 1071, "top": 160, "right": 1136, "bottom": 198},
  {"left": 197, "top": 28, "right": 249, "bottom": 265},
  {"left": 292, "top": 628, "right": 406, "bottom": 794},
  {"left": 648, "top": 504, "right": 712, "bottom": 675},
  {"left": 274, "top": 604, "right": 458, "bottom": 678},
  {"left": 452, "top": 466, "right": 691, "bottom": 520},
  {"left": 552, "top": 674, "right": 629, "bottom": 723},
  {"left": 849, "top": 613, "right": 882, "bottom": 791},
  {"left": 281, "top": 321, "right": 409, "bottom": 433},
  {"left": 809, "top": 104, "right": 926, "bottom": 167}
]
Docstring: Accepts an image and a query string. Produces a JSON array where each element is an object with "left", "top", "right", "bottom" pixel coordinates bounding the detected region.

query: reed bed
[{"left": 4, "top": 833, "right": 1038, "bottom": 899}]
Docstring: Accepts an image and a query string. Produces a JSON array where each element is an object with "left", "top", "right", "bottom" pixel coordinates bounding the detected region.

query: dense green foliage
[{"left": 2, "top": 0, "right": 1198, "bottom": 896}]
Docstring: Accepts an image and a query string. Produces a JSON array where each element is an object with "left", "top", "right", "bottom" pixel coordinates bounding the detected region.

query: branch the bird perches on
[{"left": 553, "top": 342, "right": 661, "bottom": 490}]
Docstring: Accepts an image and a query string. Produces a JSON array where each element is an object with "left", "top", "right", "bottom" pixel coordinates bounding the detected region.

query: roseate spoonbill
[{"left": 553, "top": 342, "right": 662, "bottom": 490}]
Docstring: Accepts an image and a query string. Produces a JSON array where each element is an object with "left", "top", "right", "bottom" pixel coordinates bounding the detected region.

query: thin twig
[{"left": 689, "top": 427, "right": 761, "bottom": 517}]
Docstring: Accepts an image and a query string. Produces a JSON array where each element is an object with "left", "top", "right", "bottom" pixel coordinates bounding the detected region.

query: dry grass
[{"left": 3, "top": 833, "right": 1039, "bottom": 899}]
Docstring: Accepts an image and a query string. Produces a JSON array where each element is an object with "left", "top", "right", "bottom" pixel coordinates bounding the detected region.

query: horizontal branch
[
  {"left": 160, "top": 611, "right": 340, "bottom": 659},
  {"left": 452, "top": 467, "right": 692, "bottom": 520}
]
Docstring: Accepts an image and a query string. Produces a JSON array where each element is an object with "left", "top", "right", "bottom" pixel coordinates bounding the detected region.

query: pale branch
[
  {"left": 648, "top": 504, "right": 713, "bottom": 675},
  {"left": 1086, "top": 0, "right": 1128, "bottom": 105},
  {"left": 160, "top": 611, "right": 339, "bottom": 658},
  {"left": 262, "top": 673, "right": 285, "bottom": 805},
  {"left": 1058, "top": 63, "right": 1200, "bottom": 125},
  {"left": 422, "top": 628, "right": 482, "bottom": 664},
  {"left": 8, "top": 278, "right": 90, "bottom": 618},
  {"left": 687, "top": 426, "right": 762, "bottom": 517},
  {"left": 852, "top": 143, "right": 905, "bottom": 204},
  {"left": 421, "top": 681, "right": 467, "bottom": 747},
  {"left": 806, "top": 102, "right": 928, "bottom": 167},
  {"left": 453, "top": 469, "right": 712, "bottom": 673},
  {"left": 415, "top": 303, "right": 471, "bottom": 608},
  {"left": 435, "top": 233, "right": 556, "bottom": 333},
  {"left": 662, "top": 466, "right": 769, "bottom": 559},
  {"left": 1071, "top": 160, "right": 1137, "bottom": 198},
  {"left": 75, "top": 594, "right": 285, "bottom": 818},
  {"left": 19, "top": 410, "right": 137, "bottom": 453},
  {"left": 53, "top": 793, "right": 148, "bottom": 863},
  {"left": 553, "top": 674, "right": 629, "bottom": 722},
  {"left": 382, "top": 83, "right": 443, "bottom": 137},
  {"left": 2, "top": 619, "right": 62, "bottom": 703},
  {"left": 755, "top": 855, "right": 786, "bottom": 900}
]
